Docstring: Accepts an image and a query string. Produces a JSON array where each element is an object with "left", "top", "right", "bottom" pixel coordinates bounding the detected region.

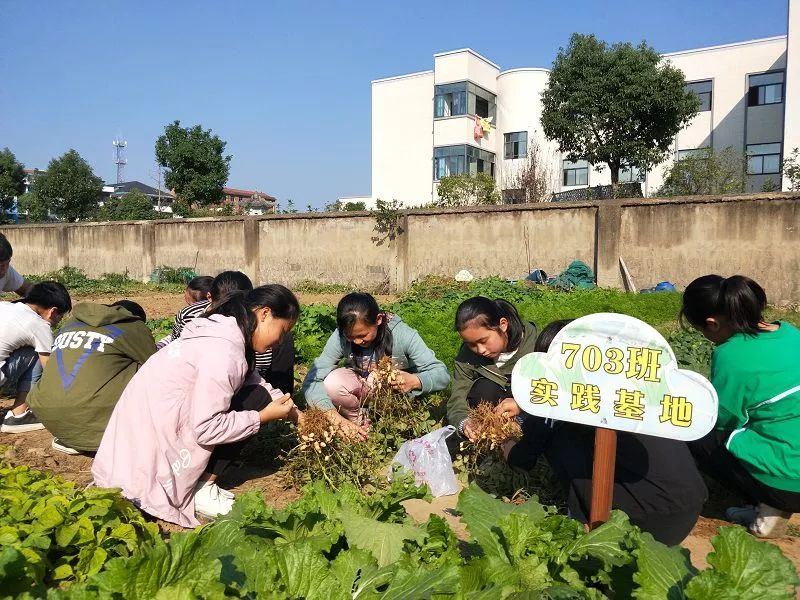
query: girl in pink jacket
[{"left": 92, "top": 285, "right": 300, "bottom": 527}]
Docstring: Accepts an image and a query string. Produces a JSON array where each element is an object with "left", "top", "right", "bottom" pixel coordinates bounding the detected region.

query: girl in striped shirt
[{"left": 160, "top": 271, "right": 295, "bottom": 394}]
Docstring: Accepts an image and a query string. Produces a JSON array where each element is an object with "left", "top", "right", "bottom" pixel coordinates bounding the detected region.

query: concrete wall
[{"left": 2, "top": 192, "right": 799, "bottom": 303}]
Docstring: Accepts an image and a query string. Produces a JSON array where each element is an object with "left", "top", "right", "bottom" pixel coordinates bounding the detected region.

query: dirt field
[
  {"left": 83, "top": 292, "right": 398, "bottom": 319},
  {"left": 3, "top": 399, "right": 798, "bottom": 575}
]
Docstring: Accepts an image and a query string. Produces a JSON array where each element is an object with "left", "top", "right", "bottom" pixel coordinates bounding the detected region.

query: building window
[
  {"left": 562, "top": 160, "right": 588, "bottom": 186},
  {"left": 504, "top": 132, "right": 528, "bottom": 160},
  {"left": 676, "top": 148, "right": 710, "bottom": 160},
  {"left": 434, "top": 81, "right": 496, "bottom": 120},
  {"left": 746, "top": 143, "right": 781, "bottom": 174},
  {"left": 685, "top": 80, "right": 712, "bottom": 112},
  {"left": 434, "top": 146, "right": 466, "bottom": 179},
  {"left": 618, "top": 165, "right": 644, "bottom": 183},
  {"left": 434, "top": 82, "right": 467, "bottom": 117},
  {"left": 434, "top": 145, "right": 495, "bottom": 180},
  {"left": 748, "top": 72, "right": 784, "bottom": 106}
]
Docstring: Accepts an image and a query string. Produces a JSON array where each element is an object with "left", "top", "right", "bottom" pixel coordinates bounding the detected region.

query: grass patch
[{"left": 21, "top": 266, "right": 186, "bottom": 296}]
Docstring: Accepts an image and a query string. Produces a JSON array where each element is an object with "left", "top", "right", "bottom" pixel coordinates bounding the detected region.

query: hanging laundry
[
  {"left": 473, "top": 115, "right": 483, "bottom": 140},
  {"left": 480, "top": 116, "right": 493, "bottom": 134}
]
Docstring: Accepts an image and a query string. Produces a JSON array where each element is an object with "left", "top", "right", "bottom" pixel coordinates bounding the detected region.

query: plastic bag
[{"left": 388, "top": 426, "right": 459, "bottom": 497}]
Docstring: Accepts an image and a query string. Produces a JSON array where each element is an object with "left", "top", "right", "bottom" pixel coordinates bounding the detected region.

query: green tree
[
  {"left": 155, "top": 120, "right": 231, "bottom": 207},
  {"left": 783, "top": 147, "right": 800, "bottom": 191},
  {"left": 434, "top": 173, "right": 499, "bottom": 207},
  {"left": 0, "top": 148, "right": 26, "bottom": 222},
  {"left": 31, "top": 150, "right": 103, "bottom": 221},
  {"left": 100, "top": 189, "right": 163, "bottom": 221},
  {"left": 16, "top": 192, "right": 49, "bottom": 222},
  {"left": 541, "top": 33, "right": 700, "bottom": 194},
  {"left": 658, "top": 147, "right": 745, "bottom": 196},
  {"left": 342, "top": 201, "right": 366, "bottom": 211}
]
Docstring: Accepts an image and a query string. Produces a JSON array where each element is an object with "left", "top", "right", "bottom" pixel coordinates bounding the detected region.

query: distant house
[
  {"left": 102, "top": 181, "right": 175, "bottom": 213},
  {"left": 223, "top": 187, "right": 276, "bottom": 215},
  {"left": 4, "top": 169, "right": 45, "bottom": 223}
]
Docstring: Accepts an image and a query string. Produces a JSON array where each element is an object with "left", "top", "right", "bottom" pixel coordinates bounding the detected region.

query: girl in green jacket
[
  {"left": 447, "top": 297, "right": 543, "bottom": 467},
  {"left": 682, "top": 274, "right": 800, "bottom": 538}
]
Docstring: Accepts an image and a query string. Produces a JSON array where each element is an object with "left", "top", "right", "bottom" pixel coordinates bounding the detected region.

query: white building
[{"left": 368, "top": 0, "right": 799, "bottom": 207}]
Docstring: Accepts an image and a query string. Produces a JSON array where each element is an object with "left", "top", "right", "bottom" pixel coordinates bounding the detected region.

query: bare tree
[{"left": 500, "top": 137, "right": 556, "bottom": 203}]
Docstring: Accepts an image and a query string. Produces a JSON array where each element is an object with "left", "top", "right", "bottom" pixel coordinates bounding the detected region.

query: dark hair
[
  {"left": 208, "top": 271, "right": 253, "bottom": 310},
  {"left": 206, "top": 284, "right": 300, "bottom": 371},
  {"left": 110, "top": 300, "right": 147, "bottom": 322},
  {"left": 337, "top": 292, "right": 393, "bottom": 362},
  {"left": 17, "top": 281, "right": 72, "bottom": 314},
  {"left": 680, "top": 274, "right": 767, "bottom": 335},
  {"left": 186, "top": 276, "right": 214, "bottom": 303},
  {"left": 454, "top": 296, "right": 525, "bottom": 352},
  {"left": 0, "top": 233, "right": 11, "bottom": 262},
  {"left": 534, "top": 319, "right": 574, "bottom": 353}
]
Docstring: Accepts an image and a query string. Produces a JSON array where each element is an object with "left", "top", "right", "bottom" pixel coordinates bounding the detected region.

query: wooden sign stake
[{"left": 589, "top": 427, "right": 617, "bottom": 529}]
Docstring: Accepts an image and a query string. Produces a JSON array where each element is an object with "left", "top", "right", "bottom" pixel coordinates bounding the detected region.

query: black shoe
[{"left": 1, "top": 409, "right": 45, "bottom": 433}]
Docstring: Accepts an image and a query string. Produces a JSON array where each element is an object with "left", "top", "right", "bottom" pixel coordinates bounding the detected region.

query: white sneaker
[
  {"left": 725, "top": 504, "right": 757, "bottom": 525},
  {"left": 749, "top": 503, "right": 792, "bottom": 538},
  {"left": 193, "top": 480, "right": 235, "bottom": 519},
  {"left": 51, "top": 438, "right": 80, "bottom": 455}
]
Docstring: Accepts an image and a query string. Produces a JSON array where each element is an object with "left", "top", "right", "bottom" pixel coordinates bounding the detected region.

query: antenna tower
[{"left": 113, "top": 138, "right": 127, "bottom": 184}]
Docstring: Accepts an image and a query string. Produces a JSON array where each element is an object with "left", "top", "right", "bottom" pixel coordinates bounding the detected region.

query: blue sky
[{"left": 0, "top": 0, "right": 790, "bottom": 208}]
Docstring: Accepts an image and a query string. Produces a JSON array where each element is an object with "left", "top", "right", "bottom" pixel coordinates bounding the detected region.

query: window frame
[
  {"left": 434, "top": 82, "right": 467, "bottom": 118},
  {"left": 676, "top": 148, "right": 711, "bottom": 161},
  {"left": 746, "top": 142, "right": 782, "bottom": 175},
  {"left": 562, "top": 159, "right": 589, "bottom": 187},
  {"left": 747, "top": 71, "right": 785, "bottom": 107},
  {"left": 434, "top": 144, "right": 496, "bottom": 181},
  {"left": 504, "top": 131, "right": 528, "bottom": 160},
  {"left": 685, "top": 80, "right": 712, "bottom": 112},
  {"left": 617, "top": 164, "right": 645, "bottom": 183},
  {"left": 433, "top": 80, "right": 497, "bottom": 121}
]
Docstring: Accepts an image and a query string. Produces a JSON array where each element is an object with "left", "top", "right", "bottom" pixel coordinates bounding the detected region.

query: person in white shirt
[
  {"left": 0, "top": 281, "right": 71, "bottom": 433},
  {"left": 0, "top": 233, "right": 32, "bottom": 297}
]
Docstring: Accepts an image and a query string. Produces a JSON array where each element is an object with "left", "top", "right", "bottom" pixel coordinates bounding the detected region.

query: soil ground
[{"left": 3, "top": 400, "right": 798, "bottom": 575}]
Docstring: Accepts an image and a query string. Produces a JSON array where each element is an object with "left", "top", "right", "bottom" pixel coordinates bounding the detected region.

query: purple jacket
[{"left": 92, "top": 315, "right": 267, "bottom": 527}]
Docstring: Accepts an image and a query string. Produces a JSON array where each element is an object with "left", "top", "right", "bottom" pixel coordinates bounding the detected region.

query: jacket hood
[
  {"left": 73, "top": 302, "right": 143, "bottom": 327},
  {"left": 386, "top": 313, "right": 403, "bottom": 331},
  {"left": 180, "top": 314, "right": 246, "bottom": 348}
]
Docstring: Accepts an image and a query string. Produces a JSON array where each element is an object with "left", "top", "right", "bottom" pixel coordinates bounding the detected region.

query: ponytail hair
[
  {"left": 206, "top": 284, "right": 300, "bottom": 371},
  {"left": 208, "top": 271, "right": 253, "bottom": 311},
  {"left": 337, "top": 292, "right": 393, "bottom": 361},
  {"left": 680, "top": 274, "right": 767, "bottom": 335},
  {"left": 455, "top": 296, "right": 525, "bottom": 352}
]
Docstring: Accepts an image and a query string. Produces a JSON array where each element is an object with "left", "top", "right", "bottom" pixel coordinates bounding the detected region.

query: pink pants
[{"left": 323, "top": 367, "right": 370, "bottom": 424}]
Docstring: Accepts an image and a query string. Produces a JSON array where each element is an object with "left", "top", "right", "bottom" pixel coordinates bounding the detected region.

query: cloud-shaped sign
[{"left": 511, "top": 313, "right": 718, "bottom": 441}]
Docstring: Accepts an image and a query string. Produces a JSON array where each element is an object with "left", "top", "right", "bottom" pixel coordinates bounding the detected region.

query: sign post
[
  {"left": 590, "top": 428, "right": 616, "bottom": 529},
  {"left": 511, "top": 313, "right": 718, "bottom": 528}
]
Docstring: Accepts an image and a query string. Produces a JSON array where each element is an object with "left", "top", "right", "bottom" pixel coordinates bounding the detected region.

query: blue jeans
[{"left": 1, "top": 347, "right": 42, "bottom": 393}]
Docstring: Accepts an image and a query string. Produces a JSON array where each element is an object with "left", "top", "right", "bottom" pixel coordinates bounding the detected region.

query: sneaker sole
[
  {"left": 51, "top": 443, "right": 80, "bottom": 455},
  {"left": 1, "top": 422, "right": 46, "bottom": 433}
]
